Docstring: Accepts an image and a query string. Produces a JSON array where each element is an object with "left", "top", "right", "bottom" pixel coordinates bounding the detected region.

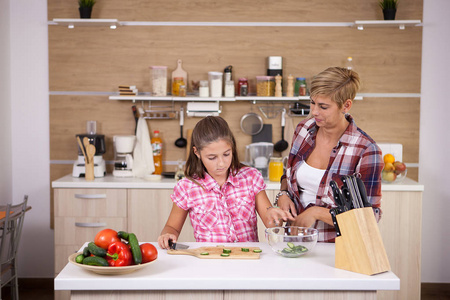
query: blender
[
  {"left": 245, "top": 142, "right": 274, "bottom": 179},
  {"left": 113, "top": 135, "right": 136, "bottom": 177},
  {"left": 72, "top": 121, "right": 106, "bottom": 178}
]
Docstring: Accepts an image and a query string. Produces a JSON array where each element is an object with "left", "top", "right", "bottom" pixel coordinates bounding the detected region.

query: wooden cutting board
[
  {"left": 171, "top": 59, "right": 187, "bottom": 92},
  {"left": 167, "top": 246, "right": 261, "bottom": 259}
]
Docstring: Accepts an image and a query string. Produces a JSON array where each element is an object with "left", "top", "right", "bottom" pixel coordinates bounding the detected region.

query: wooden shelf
[
  {"left": 49, "top": 19, "right": 421, "bottom": 29},
  {"left": 108, "top": 95, "right": 364, "bottom": 102}
]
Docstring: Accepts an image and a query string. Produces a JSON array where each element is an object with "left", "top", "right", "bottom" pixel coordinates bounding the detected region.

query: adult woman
[{"left": 275, "top": 67, "right": 383, "bottom": 242}]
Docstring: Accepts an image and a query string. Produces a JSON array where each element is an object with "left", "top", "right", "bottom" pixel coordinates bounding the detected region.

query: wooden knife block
[{"left": 335, "top": 207, "right": 391, "bottom": 275}]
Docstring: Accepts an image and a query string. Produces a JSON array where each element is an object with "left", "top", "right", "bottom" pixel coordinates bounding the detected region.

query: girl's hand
[
  {"left": 157, "top": 233, "right": 178, "bottom": 250},
  {"left": 266, "top": 207, "right": 295, "bottom": 226},
  {"left": 277, "top": 194, "right": 298, "bottom": 217}
]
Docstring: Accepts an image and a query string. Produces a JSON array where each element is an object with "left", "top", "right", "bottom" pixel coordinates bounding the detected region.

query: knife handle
[
  {"left": 330, "top": 180, "right": 343, "bottom": 206},
  {"left": 329, "top": 208, "right": 341, "bottom": 237}
]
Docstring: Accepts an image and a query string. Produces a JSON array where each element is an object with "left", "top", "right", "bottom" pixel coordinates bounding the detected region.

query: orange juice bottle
[{"left": 151, "top": 130, "right": 163, "bottom": 175}]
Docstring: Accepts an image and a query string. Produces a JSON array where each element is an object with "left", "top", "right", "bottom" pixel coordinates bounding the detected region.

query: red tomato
[
  {"left": 94, "top": 229, "right": 121, "bottom": 249},
  {"left": 140, "top": 243, "right": 158, "bottom": 263}
]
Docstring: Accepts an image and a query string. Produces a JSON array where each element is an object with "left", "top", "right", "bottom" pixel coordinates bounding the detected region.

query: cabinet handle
[
  {"left": 75, "top": 222, "right": 107, "bottom": 228},
  {"left": 74, "top": 194, "right": 106, "bottom": 199}
]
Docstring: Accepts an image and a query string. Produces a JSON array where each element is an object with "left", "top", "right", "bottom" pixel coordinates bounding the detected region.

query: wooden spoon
[
  {"left": 86, "top": 144, "right": 96, "bottom": 165},
  {"left": 77, "top": 137, "right": 87, "bottom": 162},
  {"left": 83, "top": 137, "right": 90, "bottom": 164}
]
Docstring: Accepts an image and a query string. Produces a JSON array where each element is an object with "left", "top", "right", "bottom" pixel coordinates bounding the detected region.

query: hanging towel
[
  {"left": 281, "top": 114, "right": 296, "bottom": 158},
  {"left": 133, "top": 117, "right": 155, "bottom": 177}
]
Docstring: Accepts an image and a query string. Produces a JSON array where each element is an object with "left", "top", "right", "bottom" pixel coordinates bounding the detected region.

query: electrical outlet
[{"left": 377, "top": 143, "right": 403, "bottom": 162}]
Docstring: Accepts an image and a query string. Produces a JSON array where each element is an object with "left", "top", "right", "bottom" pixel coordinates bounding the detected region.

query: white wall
[
  {"left": 0, "top": 0, "right": 13, "bottom": 204},
  {"left": 1, "top": 0, "right": 54, "bottom": 277},
  {"left": 420, "top": 0, "right": 450, "bottom": 283}
]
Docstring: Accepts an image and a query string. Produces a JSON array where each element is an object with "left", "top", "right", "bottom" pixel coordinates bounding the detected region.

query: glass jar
[
  {"left": 295, "top": 77, "right": 307, "bottom": 96},
  {"left": 179, "top": 85, "right": 187, "bottom": 97},
  {"left": 208, "top": 71, "right": 223, "bottom": 97},
  {"left": 172, "top": 77, "right": 185, "bottom": 96},
  {"left": 238, "top": 78, "right": 248, "bottom": 96},
  {"left": 149, "top": 66, "right": 168, "bottom": 96},
  {"left": 268, "top": 157, "right": 284, "bottom": 182},
  {"left": 224, "top": 80, "right": 235, "bottom": 97},
  {"left": 256, "top": 76, "right": 275, "bottom": 96},
  {"left": 199, "top": 80, "right": 209, "bottom": 97}
]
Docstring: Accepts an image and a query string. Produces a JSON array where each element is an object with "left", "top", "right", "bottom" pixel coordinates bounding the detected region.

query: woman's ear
[{"left": 343, "top": 99, "right": 353, "bottom": 114}]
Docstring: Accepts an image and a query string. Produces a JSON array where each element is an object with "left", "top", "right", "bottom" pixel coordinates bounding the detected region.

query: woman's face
[
  {"left": 194, "top": 139, "right": 233, "bottom": 182},
  {"left": 310, "top": 95, "right": 348, "bottom": 129}
]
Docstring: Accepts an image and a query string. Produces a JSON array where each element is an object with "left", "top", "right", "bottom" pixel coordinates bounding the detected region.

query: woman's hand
[
  {"left": 157, "top": 233, "right": 178, "bottom": 250},
  {"left": 266, "top": 207, "right": 295, "bottom": 226},
  {"left": 277, "top": 194, "right": 298, "bottom": 217},
  {"left": 292, "top": 206, "right": 333, "bottom": 227}
]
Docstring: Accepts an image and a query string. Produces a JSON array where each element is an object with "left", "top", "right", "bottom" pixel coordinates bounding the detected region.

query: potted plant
[
  {"left": 379, "top": 0, "right": 398, "bottom": 20},
  {"left": 78, "top": 0, "right": 96, "bottom": 19}
]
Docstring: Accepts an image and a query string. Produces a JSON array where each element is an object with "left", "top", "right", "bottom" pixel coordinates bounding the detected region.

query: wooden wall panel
[
  {"left": 48, "top": 0, "right": 423, "bottom": 22},
  {"left": 48, "top": 0, "right": 422, "bottom": 184}
]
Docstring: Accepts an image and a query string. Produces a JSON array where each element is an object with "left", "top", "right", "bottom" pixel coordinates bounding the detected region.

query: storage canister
[
  {"left": 199, "top": 80, "right": 209, "bottom": 98},
  {"left": 150, "top": 66, "right": 168, "bottom": 96},
  {"left": 224, "top": 80, "right": 235, "bottom": 97},
  {"left": 208, "top": 71, "right": 223, "bottom": 97},
  {"left": 238, "top": 78, "right": 248, "bottom": 96},
  {"left": 256, "top": 76, "right": 275, "bottom": 96}
]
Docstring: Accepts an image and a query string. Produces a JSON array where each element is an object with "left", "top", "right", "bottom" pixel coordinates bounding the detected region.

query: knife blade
[
  {"left": 355, "top": 177, "right": 372, "bottom": 207},
  {"left": 342, "top": 175, "right": 359, "bottom": 209},
  {"left": 168, "top": 239, "right": 189, "bottom": 250}
]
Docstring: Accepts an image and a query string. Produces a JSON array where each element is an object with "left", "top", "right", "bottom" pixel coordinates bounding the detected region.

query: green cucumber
[
  {"left": 82, "top": 246, "right": 90, "bottom": 257},
  {"left": 83, "top": 256, "right": 109, "bottom": 266},
  {"left": 88, "top": 242, "right": 107, "bottom": 257},
  {"left": 128, "top": 233, "right": 142, "bottom": 265},
  {"left": 118, "top": 231, "right": 129, "bottom": 240},
  {"left": 200, "top": 252, "right": 209, "bottom": 255},
  {"left": 287, "top": 242, "right": 295, "bottom": 249},
  {"left": 253, "top": 249, "right": 262, "bottom": 253},
  {"left": 75, "top": 254, "right": 85, "bottom": 264},
  {"left": 241, "top": 248, "right": 249, "bottom": 252},
  {"left": 220, "top": 253, "right": 230, "bottom": 257},
  {"left": 223, "top": 248, "right": 232, "bottom": 254}
]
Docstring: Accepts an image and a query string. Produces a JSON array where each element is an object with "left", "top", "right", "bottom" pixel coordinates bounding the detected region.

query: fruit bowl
[
  {"left": 265, "top": 227, "right": 318, "bottom": 258},
  {"left": 382, "top": 160, "right": 407, "bottom": 183}
]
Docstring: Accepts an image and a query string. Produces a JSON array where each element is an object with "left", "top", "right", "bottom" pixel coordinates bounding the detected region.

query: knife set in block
[
  {"left": 330, "top": 175, "right": 390, "bottom": 275},
  {"left": 335, "top": 207, "right": 390, "bottom": 275}
]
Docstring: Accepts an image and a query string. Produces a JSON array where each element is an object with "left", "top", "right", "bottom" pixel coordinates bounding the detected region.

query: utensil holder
[
  {"left": 335, "top": 207, "right": 390, "bottom": 275},
  {"left": 85, "top": 162, "right": 95, "bottom": 181}
]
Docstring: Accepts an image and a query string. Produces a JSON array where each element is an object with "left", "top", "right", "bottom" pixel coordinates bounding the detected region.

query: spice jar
[
  {"left": 179, "top": 85, "right": 187, "bottom": 97},
  {"left": 256, "top": 76, "right": 275, "bottom": 96},
  {"left": 295, "top": 77, "right": 307, "bottom": 96},
  {"left": 172, "top": 77, "right": 185, "bottom": 96},
  {"left": 238, "top": 78, "right": 248, "bottom": 96},
  {"left": 224, "top": 80, "right": 235, "bottom": 97}
]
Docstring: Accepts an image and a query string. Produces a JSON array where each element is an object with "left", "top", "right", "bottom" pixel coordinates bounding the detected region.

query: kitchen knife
[
  {"left": 329, "top": 180, "right": 347, "bottom": 212},
  {"left": 168, "top": 239, "right": 189, "bottom": 250},
  {"left": 351, "top": 175, "right": 365, "bottom": 208},
  {"left": 329, "top": 208, "right": 341, "bottom": 237},
  {"left": 342, "top": 175, "right": 359, "bottom": 209},
  {"left": 356, "top": 177, "right": 372, "bottom": 207},
  {"left": 341, "top": 187, "right": 354, "bottom": 210}
]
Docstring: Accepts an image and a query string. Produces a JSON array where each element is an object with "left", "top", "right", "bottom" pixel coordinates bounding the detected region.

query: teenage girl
[{"left": 158, "top": 116, "right": 294, "bottom": 249}]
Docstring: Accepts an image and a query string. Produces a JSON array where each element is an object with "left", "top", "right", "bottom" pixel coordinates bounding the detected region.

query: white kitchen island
[{"left": 55, "top": 242, "right": 399, "bottom": 300}]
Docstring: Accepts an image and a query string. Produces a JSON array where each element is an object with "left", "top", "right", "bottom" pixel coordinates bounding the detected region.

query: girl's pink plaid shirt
[{"left": 171, "top": 166, "right": 266, "bottom": 242}]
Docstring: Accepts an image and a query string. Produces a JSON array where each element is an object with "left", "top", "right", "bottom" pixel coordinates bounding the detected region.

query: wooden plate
[{"left": 68, "top": 252, "right": 155, "bottom": 275}]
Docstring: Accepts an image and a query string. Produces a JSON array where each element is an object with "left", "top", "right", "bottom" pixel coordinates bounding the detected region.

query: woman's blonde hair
[
  {"left": 310, "top": 67, "right": 360, "bottom": 108},
  {"left": 185, "top": 116, "right": 242, "bottom": 180}
]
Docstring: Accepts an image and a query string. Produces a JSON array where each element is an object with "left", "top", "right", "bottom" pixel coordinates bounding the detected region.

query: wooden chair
[{"left": 0, "top": 195, "right": 30, "bottom": 300}]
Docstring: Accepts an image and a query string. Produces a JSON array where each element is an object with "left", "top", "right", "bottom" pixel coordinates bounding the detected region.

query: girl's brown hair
[{"left": 185, "top": 116, "right": 242, "bottom": 180}]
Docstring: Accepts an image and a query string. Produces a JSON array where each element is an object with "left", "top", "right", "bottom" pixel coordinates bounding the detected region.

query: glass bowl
[{"left": 265, "top": 226, "right": 318, "bottom": 257}]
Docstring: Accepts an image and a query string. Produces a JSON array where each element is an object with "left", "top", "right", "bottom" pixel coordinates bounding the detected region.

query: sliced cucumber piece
[
  {"left": 221, "top": 253, "right": 230, "bottom": 257},
  {"left": 200, "top": 252, "right": 209, "bottom": 255},
  {"left": 253, "top": 249, "right": 262, "bottom": 253}
]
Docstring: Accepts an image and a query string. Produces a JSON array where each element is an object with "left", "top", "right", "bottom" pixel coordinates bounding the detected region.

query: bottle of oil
[{"left": 151, "top": 130, "right": 163, "bottom": 175}]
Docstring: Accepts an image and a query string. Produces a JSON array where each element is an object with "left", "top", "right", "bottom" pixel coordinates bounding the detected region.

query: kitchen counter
[
  {"left": 55, "top": 242, "right": 399, "bottom": 299},
  {"left": 52, "top": 174, "right": 424, "bottom": 191}
]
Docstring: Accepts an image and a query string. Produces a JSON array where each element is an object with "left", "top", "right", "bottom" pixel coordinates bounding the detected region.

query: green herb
[
  {"left": 379, "top": 0, "right": 398, "bottom": 10},
  {"left": 78, "top": 0, "right": 96, "bottom": 8}
]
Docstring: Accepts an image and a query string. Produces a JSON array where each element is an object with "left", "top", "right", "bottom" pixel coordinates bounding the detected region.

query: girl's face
[
  {"left": 310, "top": 95, "right": 350, "bottom": 129},
  {"left": 194, "top": 139, "right": 233, "bottom": 182}
]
